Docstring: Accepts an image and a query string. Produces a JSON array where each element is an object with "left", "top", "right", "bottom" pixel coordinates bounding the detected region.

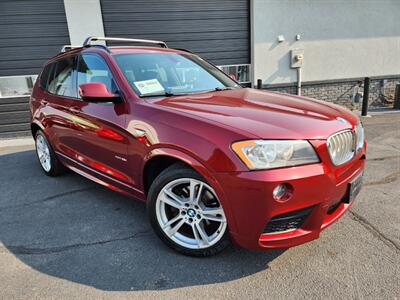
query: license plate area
[{"left": 344, "top": 172, "right": 363, "bottom": 204}]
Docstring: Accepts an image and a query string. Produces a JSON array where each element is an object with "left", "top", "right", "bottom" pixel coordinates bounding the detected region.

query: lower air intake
[{"left": 263, "top": 206, "right": 314, "bottom": 234}]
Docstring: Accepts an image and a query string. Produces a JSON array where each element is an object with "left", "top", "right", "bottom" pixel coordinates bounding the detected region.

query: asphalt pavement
[{"left": 0, "top": 113, "right": 399, "bottom": 300}]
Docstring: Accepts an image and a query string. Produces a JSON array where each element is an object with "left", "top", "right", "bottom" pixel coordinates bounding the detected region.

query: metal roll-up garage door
[
  {"left": 100, "top": 0, "right": 250, "bottom": 80},
  {"left": 0, "top": 0, "right": 70, "bottom": 76},
  {"left": 0, "top": 0, "right": 70, "bottom": 137}
]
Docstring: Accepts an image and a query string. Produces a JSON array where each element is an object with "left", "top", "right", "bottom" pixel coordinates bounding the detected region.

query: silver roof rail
[
  {"left": 60, "top": 45, "right": 81, "bottom": 53},
  {"left": 83, "top": 36, "right": 168, "bottom": 48}
]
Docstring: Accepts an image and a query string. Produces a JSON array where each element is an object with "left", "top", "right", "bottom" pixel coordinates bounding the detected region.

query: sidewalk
[
  {"left": 368, "top": 108, "right": 400, "bottom": 114},
  {"left": 0, "top": 136, "right": 34, "bottom": 155}
]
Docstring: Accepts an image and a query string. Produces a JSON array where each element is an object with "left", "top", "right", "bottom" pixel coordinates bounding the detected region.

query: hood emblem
[{"left": 336, "top": 117, "right": 350, "bottom": 125}]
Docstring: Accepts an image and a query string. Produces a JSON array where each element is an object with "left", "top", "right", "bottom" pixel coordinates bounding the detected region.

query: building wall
[
  {"left": 252, "top": 0, "right": 400, "bottom": 85},
  {"left": 63, "top": 0, "right": 105, "bottom": 45},
  {"left": 0, "top": 0, "right": 70, "bottom": 138},
  {"left": 267, "top": 76, "right": 400, "bottom": 109},
  {"left": 100, "top": 0, "right": 250, "bottom": 66},
  {"left": 0, "top": 0, "right": 70, "bottom": 76}
]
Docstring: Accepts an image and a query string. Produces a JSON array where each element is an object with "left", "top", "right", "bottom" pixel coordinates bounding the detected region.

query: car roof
[{"left": 47, "top": 46, "right": 192, "bottom": 65}]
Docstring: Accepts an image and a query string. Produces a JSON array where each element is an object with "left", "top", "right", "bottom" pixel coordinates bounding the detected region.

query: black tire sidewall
[{"left": 147, "top": 164, "right": 230, "bottom": 257}]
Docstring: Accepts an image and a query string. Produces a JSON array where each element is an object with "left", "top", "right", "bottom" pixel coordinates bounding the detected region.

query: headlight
[
  {"left": 232, "top": 140, "right": 319, "bottom": 170},
  {"left": 355, "top": 122, "right": 364, "bottom": 152}
]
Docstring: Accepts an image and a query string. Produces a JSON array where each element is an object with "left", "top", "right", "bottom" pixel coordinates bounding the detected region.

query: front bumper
[{"left": 213, "top": 140, "right": 366, "bottom": 250}]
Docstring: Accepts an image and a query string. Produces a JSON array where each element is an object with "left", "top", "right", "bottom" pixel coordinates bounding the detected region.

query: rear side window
[
  {"left": 39, "top": 64, "right": 53, "bottom": 90},
  {"left": 47, "top": 57, "right": 77, "bottom": 98}
]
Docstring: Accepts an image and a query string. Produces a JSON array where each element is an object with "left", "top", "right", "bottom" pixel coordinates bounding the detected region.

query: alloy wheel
[
  {"left": 36, "top": 134, "right": 51, "bottom": 172},
  {"left": 155, "top": 178, "right": 227, "bottom": 249}
]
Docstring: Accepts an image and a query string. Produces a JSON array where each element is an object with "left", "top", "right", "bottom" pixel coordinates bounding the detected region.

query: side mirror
[{"left": 79, "top": 82, "right": 121, "bottom": 103}]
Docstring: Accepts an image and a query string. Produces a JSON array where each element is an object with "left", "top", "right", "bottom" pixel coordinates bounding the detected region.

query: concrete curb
[
  {"left": 0, "top": 137, "right": 34, "bottom": 148},
  {"left": 369, "top": 109, "right": 400, "bottom": 115}
]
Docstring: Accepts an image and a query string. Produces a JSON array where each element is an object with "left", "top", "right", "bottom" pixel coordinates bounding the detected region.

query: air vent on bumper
[{"left": 263, "top": 206, "right": 314, "bottom": 234}]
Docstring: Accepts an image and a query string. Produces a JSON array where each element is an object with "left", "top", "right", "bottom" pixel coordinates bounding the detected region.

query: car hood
[{"left": 152, "top": 88, "right": 359, "bottom": 140}]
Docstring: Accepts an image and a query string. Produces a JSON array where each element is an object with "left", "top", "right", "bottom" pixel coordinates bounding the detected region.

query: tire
[
  {"left": 147, "top": 163, "right": 230, "bottom": 257},
  {"left": 35, "top": 130, "right": 67, "bottom": 176}
]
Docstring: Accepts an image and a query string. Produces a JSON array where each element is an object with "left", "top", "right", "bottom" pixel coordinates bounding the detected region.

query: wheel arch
[
  {"left": 142, "top": 147, "right": 238, "bottom": 239},
  {"left": 30, "top": 121, "right": 45, "bottom": 138},
  {"left": 142, "top": 148, "right": 210, "bottom": 195}
]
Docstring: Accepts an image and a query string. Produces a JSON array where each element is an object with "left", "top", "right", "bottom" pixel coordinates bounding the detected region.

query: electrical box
[{"left": 291, "top": 49, "right": 304, "bottom": 68}]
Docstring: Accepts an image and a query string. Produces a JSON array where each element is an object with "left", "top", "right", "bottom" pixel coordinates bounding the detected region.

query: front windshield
[{"left": 113, "top": 52, "right": 240, "bottom": 97}]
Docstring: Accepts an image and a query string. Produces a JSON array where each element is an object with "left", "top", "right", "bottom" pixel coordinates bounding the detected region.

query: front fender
[{"left": 143, "top": 147, "right": 239, "bottom": 235}]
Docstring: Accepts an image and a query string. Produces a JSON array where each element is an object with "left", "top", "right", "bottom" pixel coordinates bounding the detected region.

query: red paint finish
[
  {"left": 96, "top": 128, "right": 125, "bottom": 141},
  {"left": 79, "top": 82, "right": 117, "bottom": 99},
  {"left": 30, "top": 46, "right": 366, "bottom": 250}
]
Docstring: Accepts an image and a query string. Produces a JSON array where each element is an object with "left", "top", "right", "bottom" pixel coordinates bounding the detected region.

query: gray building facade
[{"left": 0, "top": 0, "right": 399, "bottom": 137}]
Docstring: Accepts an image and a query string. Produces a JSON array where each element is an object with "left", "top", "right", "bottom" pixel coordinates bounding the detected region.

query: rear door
[{"left": 39, "top": 56, "right": 79, "bottom": 152}]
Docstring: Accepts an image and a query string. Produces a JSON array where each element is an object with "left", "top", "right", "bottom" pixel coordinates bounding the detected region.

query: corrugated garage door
[
  {"left": 0, "top": 0, "right": 70, "bottom": 76},
  {"left": 100, "top": 0, "right": 250, "bottom": 66},
  {"left": 0, "top": 0, "right": 69, "bottom": 137}
]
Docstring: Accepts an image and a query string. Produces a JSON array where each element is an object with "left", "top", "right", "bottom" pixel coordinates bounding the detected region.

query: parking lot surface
[{"left": 0, "top": 113, "right": 399, "bottom": 300}]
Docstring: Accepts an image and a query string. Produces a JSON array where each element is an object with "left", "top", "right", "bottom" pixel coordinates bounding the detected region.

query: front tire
[
  {"left": 35, "top": 130, "right": 66, "bottom": 176},
  {"left": 147, "top": 163, "right": 230, "bottom": 257}
]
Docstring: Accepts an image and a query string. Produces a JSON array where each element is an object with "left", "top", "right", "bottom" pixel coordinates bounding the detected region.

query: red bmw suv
[{"left": 30, "top": 37, "right": 366, "bottom": 256}]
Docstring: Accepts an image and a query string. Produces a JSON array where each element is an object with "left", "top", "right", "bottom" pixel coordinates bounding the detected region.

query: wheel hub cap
[{"left": 187, "top": 209, "right": 196, "bottom": 217}]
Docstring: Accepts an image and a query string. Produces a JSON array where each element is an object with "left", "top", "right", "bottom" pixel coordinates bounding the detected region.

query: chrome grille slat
[
  {"left": 327, "top": 130, "right": 355, "bottom": 166},
  {"left": 343, "top": 132, "right": 349, "bottom": 163},
  {"left": 339, "top": 134, "right": 344, "bottom": 162},
  {"left": 340, "top": 133, "right": 345, "bottom": 163}
]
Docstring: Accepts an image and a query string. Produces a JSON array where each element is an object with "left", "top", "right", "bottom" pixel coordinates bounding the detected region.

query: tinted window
[
  {"left": 77, "top": 54, "right": 117, "bottom": 98},
  {"left": 47, "top": 57, "right": 76, "bottom": 97},
  {"left": 39, "top": 64, "right": 53, "bottom": 90}
]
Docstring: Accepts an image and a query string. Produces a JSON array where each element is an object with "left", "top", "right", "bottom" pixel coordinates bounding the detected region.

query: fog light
[{"left": 273, "top": 183, "right": 293, "bottom": 202}]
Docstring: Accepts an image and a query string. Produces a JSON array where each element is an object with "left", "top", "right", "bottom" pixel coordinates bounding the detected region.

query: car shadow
[{"left": 0, "top": 150, "right": 284, "bottom": 291}]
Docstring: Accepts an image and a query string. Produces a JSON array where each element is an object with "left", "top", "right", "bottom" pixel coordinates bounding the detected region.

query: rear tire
[
  {"left": 35, "top": 130, "right": 67, "bottom": 176},
  {"left": 147, "top": 163, "right": 230, "bottom": 257}
]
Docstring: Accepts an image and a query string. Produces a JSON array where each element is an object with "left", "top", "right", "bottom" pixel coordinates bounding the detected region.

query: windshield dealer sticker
[{"left": 134, "top": 79, "right": 164, "bottom": 95}]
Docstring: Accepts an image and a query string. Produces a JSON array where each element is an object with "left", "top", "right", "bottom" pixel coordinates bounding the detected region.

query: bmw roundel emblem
[{"left": 187, "top": 209, "right": 196, "bottom": 217}]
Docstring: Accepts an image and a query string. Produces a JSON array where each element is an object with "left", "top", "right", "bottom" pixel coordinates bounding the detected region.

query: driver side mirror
[{"left": 79, "top": 82, "right": 121, "bottom": 103}]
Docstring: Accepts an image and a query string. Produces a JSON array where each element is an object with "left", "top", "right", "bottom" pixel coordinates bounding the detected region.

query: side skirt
[{"left": 56, "top": 151, "right": 146, "bottom": 202}]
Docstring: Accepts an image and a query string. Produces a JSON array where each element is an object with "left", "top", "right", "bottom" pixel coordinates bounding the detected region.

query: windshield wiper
[
  {"left": 214, "top": 87, "right": 236, "bottom": 91},
  {"left": 140, "top": 91, "right": 175, "bottom": 98}
]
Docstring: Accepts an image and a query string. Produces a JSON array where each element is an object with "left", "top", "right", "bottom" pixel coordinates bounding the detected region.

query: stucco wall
[{"left": 252, "top": 0, "right": 400, "bottom": 85}]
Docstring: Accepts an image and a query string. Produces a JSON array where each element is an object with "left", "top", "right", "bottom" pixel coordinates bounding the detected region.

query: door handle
[
  {"left": 70, "top": 106, "right": 80, "bottom": 113},
  {"left": 41, "top": 100, "right": 48, "bottom": 106}
]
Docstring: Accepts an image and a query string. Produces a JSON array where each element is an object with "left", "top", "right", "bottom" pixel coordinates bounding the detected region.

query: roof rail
[
  {"left": 83, "top": 36, "right": 168, "bottom": 48},
  {"left": 60, "top": 45, "right": 81, "bottom": 53}
]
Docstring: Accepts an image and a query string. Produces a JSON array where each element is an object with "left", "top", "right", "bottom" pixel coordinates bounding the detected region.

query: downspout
[
  {"left": 297, "top": 67, "right": 302, "bottom": 96},
  {"left": 291, "top": 49, "right": 304, "bottom": 96}
]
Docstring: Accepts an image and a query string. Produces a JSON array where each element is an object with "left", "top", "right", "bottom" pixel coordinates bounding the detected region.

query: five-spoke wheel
[{"left": 156, "top": 178, "right": 227, "bottom": 249}]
